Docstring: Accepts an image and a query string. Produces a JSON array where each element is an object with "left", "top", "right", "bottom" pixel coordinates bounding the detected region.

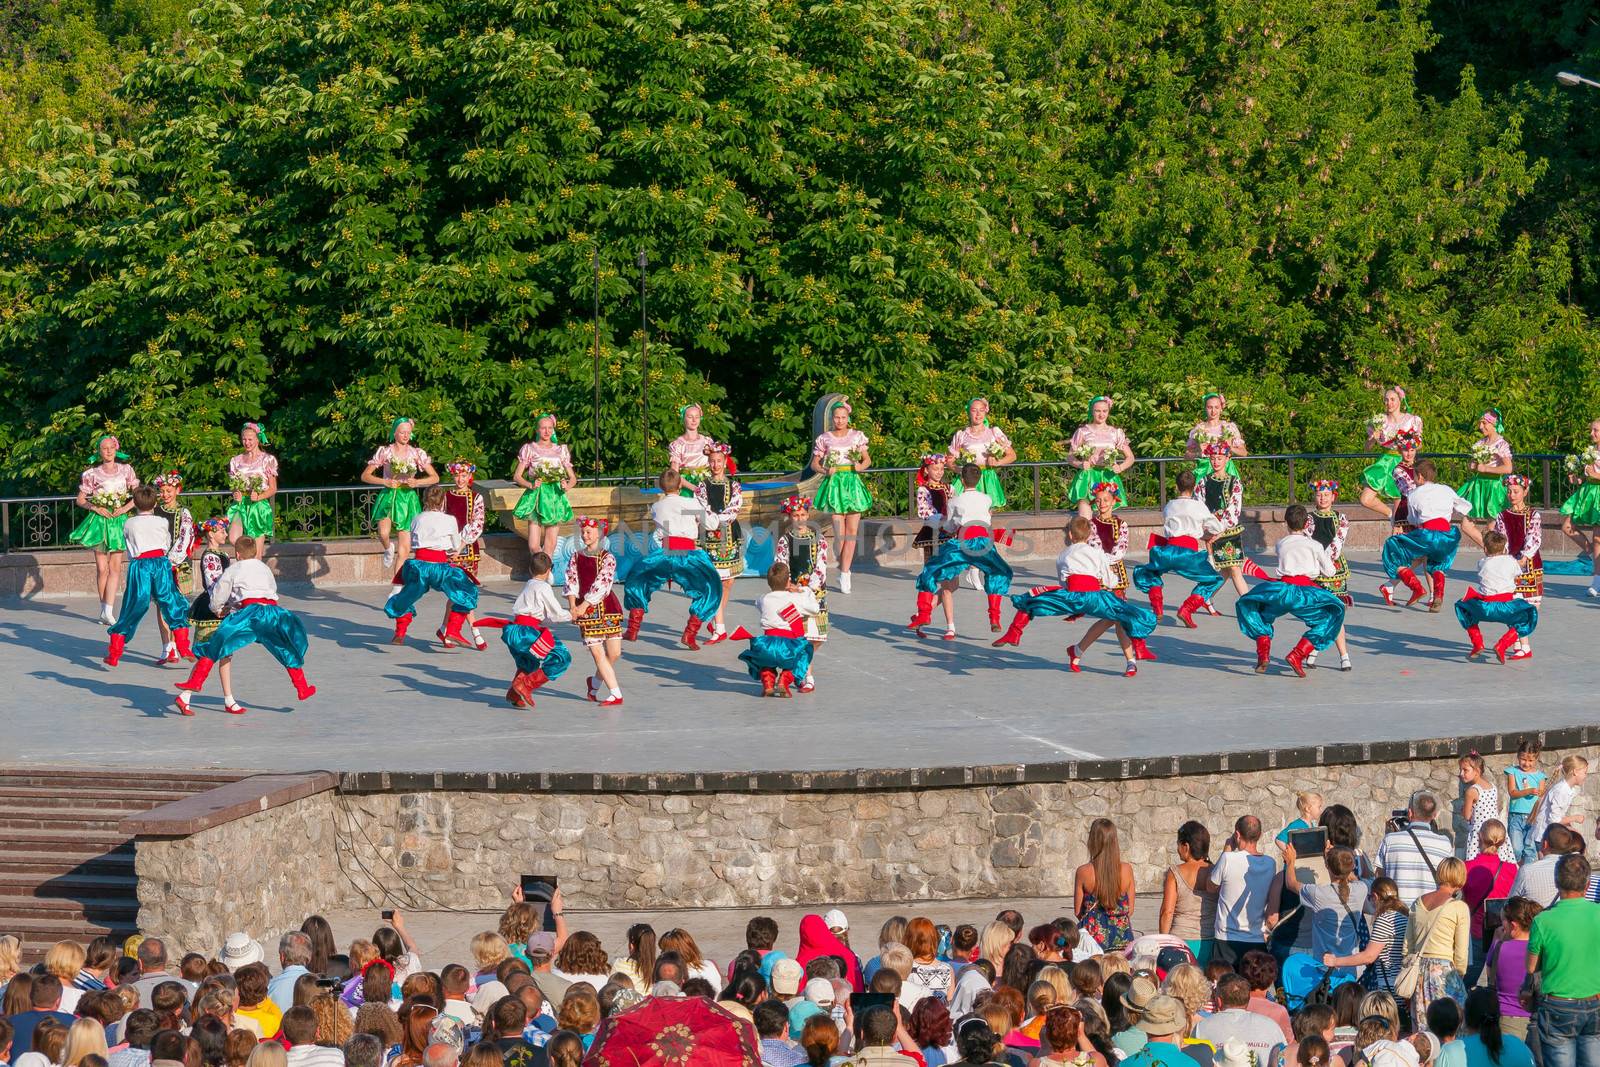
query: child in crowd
[
  {"left": 1502, "top": 741, "right": 1548, "bottom": 866},
  {"left": 105, "top": 486, "right": 195, "bottom": 667},
  {"left": 908, "top": 464, "right": 1011, "bottom": 638},
  {"left": 1455, "top": 531, "right": 1538, "bottom": 664},
  {"left": 1529, "top": 755, "right": 1589, "bottom": 842},
  {"left": 734, "top": 562, "right": 821, "bottom": 698},
  {"left": 1275, "top": 793, "right": 1324, "bottom": 848},
  {"left": 1133, "top": 469, "right": 1224, "bottom": 627}
]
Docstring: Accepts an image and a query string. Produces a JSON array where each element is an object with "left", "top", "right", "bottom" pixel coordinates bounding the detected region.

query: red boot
[
  {"left": 286, "top": 667, "right": 316, "bottom": 700},
  {"left": 908, "top": 591, "right": 936, "bottom": 631},
  {"left": 176, "top": 657, "right": 214, "bottom": 692},
  {"left": 777, "top": 670, "right": 795, "bottom": 697},
  {"left": 623, "top": 608, "right": 645, "bottom": 642},
  {"left": 392, "top": 612, "right": 414, "bottom": 645},
  {"left": 444, "top": 610, "right": 470, "bottom": 644},
  {"left": 1465, "top": 625, "right": 1485, "bottom": 659},
  {"left": 512, "top": 669, "right": 547, "bottom": 706},
  {"left": 1495, "top": 629, "right": 1519, "bottom": 664},
  {"left": 1429, "top": 570, "right": 1446, "bottom": 612},
  {"left": 506, "top": 677, "right": 528, "bottom": 707},
  {"left": 681, "top": 616, "right": 703, "bottom": 650},
  {"left": 1286, "top": 637, "right": 1315, "bottom": 678},
  {"left": 759, "top": 669, "right": 777, "bottom": 698},
  {"left": 1131, "top": 638, "right": 1157, "bottom": 661},
  {"left": 104, "top": 633, "right": 127, "bottom": 667},
  {"left": 986, "top": 595, "right": 1003, "bottom": 633},
  {"left": 1176, "top": 595, "right": 1206, "bottom": 629},
  {"left": 1148, "top": 586, "right": 1165, "bottom": 619},
  {"left": 992, "top": 611, "right": 1031, "bottom": 647},
  {"left": 173, "top": 626, "right": 196, "bottom": 662},
  {"left": 1254, "top": 635, "right": 1273, "bottom": 674},
  {"left": 1397, "top": 567, "right": 1427, "bottom": 607}
]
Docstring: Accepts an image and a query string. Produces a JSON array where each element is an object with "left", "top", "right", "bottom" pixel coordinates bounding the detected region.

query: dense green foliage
[{"left": 3, "top": 0, "right": 1600, "bottom": 493}]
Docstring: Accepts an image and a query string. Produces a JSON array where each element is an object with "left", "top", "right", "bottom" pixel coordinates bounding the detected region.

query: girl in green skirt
[
  {"left": 1358, "top": 386, "right": 1424, "bottom": 519},
  {"left": 1185, "top": 392, "right": 1247, "bottom": 478},
  {"left": 1560, "top": 417, "right": 1600, "bottom": 597},
  {"left": 1459, "top": 408, "right": 1514, "bottom": 520},
  {"left": 1068, "top": 395, "right": 1134, "bottom": 518},
  {"left": 69, "top": 433, "right": 140, "bottom": 625},
  {"left": 811, "top": 400, "right": 872, "bottom": 594},
  {"left": 226, "top": 422, "right": 279, "bottom": 546},
  {"left": 512, "top": 413, "right": 576, "bottom": 559},
  {"left": 361, "top": 417, "right": 440, "bottom": 572},
  {"left": 947, "top": 397, "right": 1016, "bottom": 509}
]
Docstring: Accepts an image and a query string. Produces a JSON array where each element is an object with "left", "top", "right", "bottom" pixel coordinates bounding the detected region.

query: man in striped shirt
[{"left": 1375, "top": 791, "right": 1454, "bottom": 905}]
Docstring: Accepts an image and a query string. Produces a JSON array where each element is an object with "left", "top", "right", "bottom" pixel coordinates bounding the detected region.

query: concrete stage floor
[{"left": 2, "top": 551, "right": 1595, "bottom": 773}]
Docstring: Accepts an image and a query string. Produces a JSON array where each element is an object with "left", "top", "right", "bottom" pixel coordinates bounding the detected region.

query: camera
[{"left": 1385, "top": 808, "right": 1410, "bottom": 832}]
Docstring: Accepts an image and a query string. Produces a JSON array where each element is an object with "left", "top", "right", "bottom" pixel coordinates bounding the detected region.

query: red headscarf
[{"left": 794, "top": 913, "right": 863, "bottom": 992}]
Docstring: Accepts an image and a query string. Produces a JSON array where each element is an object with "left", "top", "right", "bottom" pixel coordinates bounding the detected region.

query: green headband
[
  {"left": 537, "top": 413, "right": 559, "bottom": 445},
  {"left": 680, "top": 404, "right": 701, "bottom": 424},
  {"left": 1485, "top": 407, "right": 1504, "bottom": 433},
  {"left": 89, "top": 434, "right": 130, "bottom": 464},
  {"left": 1088, "top": 395, "right": 1111, "bottom": 421},
  {"left": 243, "top": 421, "right": 268, "bottom": 445},
  {"left": 390, "top": 417, "right": 413, "bottom": 441},
  {"left": 1202, "top": 392, "right": 1222, "bottom": 410}
]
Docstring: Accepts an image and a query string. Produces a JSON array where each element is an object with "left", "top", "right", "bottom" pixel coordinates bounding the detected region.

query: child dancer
[
  {"left": 69, "top": 434, "right": 138, "bottom": 624},
  {"left": 1455, "top": 530, "right": 1538, "bottom": 664},
  {"left": 733, "top": 562, "right": 821, "bottom": 697},
  {"left": 1089, "top": 482, "right": 1131, "bottom": 597},
  {"left": 1491, "top": 475, "right": 1541, "bottom": 660},
  {"left": 493, "top": 552, "right": 571, "bottom": 708},
  {"left": 105, "top": 487, "right": 196, "bottom": 667},
  {"left": 1235, "top": 504, "right": 1347, "bottom": 678},
  {"left": 912, "top": 455, "right": 951, "bottom": 564},
  {"left": 908, "top": 464, "right": 1012, "bottom": 638},
  {"left": 1300, "top": 478, "right": 1352, "bottom": 672},
  {"left": 152, "top": 471, "right": 196, "bottom": 664},
  {"left": 360, "top": 417, "right": 439, "bottom": 571},
  {"left": 620, "top": 470, "right": 722, "bottom": 648},
  {"left": 187, "top": 518, "right": 231, "bottom": 647},
  {"left": 567, "top": 516, "right": 625, "bottom": 707},
  {"left": 1380, "top": 459, "right": 1471, "bottom": 611},
  {"left": 173, "top": 536, "right": 316, "bottom": 715},
  {"left": 442, "top": 461, "right": 489, "bottom": 650},
  {"left": 774, "top": 496, "right": 828, "bottom": 692},
  {"left": 1133, "top": 469, "right": 1224, "bottom": 627},
  {"left": 693, "top": 443, "right": 744, "bottom": 644},
  {"left": 993, "top": 517, "right": 1155, "bottom": 675},
  {"left": 383, "top": 487, "right": 478, "bottom": 647},
  {"left": 1199, "top": 441, "right": 1247, "bottom": 599}
]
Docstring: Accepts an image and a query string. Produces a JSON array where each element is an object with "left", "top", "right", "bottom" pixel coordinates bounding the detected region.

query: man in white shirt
[
  {"left": 620, "top": 469, "right": 723, "bottom": 648},
  {"left": 282, "top": 1006, "right": 345, "bottom": 1067},
  {"left": 1235, "top": 505, "right": 1347, "bottom": 677},
  {"left": 106, "top": 485, "right": 197, "bottom": 667},
  {"left": 1380, "top": 459, "right": 1471, "bottom": 610},
  {"left": 1509, "top": 823, "right": 1584, "bottom": 907},
  {"left": 1208, "top": 815, "right": 1277, "bottom": 965},
  {"left": 909, "top": 464, "right": 1012, "bottom": 638},
  {"left": 1133, "top": 469, "right": 1226, "bottom": 627},
  {"left": 1194, "top": 974, "right": 1291, "bottom": 1061},
  {"left": 386, "top": 486, "right": 479, "bottom": 646},
  {"left": 1455, "top": 529, "right": 1539, "bottom": 662}
]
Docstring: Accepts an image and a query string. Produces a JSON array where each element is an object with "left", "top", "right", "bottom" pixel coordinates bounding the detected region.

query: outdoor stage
[{"left": 2, "top": 550, "right": 1596, "bottom": 775}]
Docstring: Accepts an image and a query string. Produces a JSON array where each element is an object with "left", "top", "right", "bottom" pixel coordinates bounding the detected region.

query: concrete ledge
[{"left": 121, "top": 771, "right": 338, "bottom": 837}]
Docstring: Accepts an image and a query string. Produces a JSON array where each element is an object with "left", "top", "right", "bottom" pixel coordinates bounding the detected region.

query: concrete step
[
  {"left": 0, "top": 811, "right": 131, "bottom": 832},
  {"left": 0, "top": 786, "right": 194, "bottom": 809},
  {"left": 0, "top": 896, "right": 139, "bottom": 922},
  {"left": 0, "top": 872, "right": 136, "bottom": 900},
  {"left": 0, "top": 770, "right": 241, "bottom": 792},
  {"left": 0, "top": 851, "right": 136, "bottom": 877},
  {"left": 0, "top": 829, "right": 134, "bottom": 854},
  {"left": 5, "top": 915, "right": 136, "bottom": 948}
]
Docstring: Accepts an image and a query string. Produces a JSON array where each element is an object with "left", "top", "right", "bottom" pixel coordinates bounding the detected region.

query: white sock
[
  {"left": 609, "top": 688, "right": 623, "bottom": 700},
  {"left": 223, "top": 690, "right": 236, "bottom": 705}
]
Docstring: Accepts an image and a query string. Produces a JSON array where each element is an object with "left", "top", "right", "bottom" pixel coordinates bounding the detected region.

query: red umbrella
[{"left": 583, "top": 995, "right": 762, "bottom": 1067}]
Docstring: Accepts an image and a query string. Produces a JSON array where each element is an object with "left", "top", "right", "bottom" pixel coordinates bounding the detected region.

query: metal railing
[{"left": 0, "top": 453, "right": 1573, "bottom": 553}]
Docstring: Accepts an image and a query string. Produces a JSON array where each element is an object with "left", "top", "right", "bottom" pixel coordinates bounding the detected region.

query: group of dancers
[{"left": 63, "top": 391, "right": 1600, "bottom": 711}]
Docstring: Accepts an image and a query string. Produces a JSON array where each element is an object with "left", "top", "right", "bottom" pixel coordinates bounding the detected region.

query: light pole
[
  {"left": 1556, "top": 71, "right": 1600, "bottom": 90},
  {"left": 638, "top": 250, "right": 650, "bottom": 478}
]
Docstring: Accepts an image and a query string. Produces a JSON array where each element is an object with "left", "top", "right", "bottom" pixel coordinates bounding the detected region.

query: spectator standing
[
  {"left": 1528, "top": 756, "right": 1588, "bottom": 845},
  {"left": 1502, "top": 744, "right": 1549, "bottom": 866},
  {"left": 1376, "top": 794, "right": 1454, "bottom": 906},
  {"left": 1509, "top": 825, "right": 1583, "bottom": 907},
  {"left": 1279, "top": 846, "right": 1370, "bottom": 981},
  {"left": 1488, "top": 898, "right": 1541, "bottom": 1042},
  {"left": 1194, "top": 975, "right": 1287, "bottom": 1061},
  {"left": 1323, "top": 877, "right": 1408, "bottom": 995},
  {"left": 1524, "top": 855, "right": 1600, "bottom": 1067},
  {"left": 269, "top": 934, "right": 315, "bottom": 1013},
  {"left": 1404, "top": 858, "right": 1470, "bottom": 1024},
  {"left": 1459, "top": 756, "right": 1514, "bottom": 862},
  {"left": 1076, "top": 819, "right": 1137, "bottom": 951},
  {"left": 1208, "top": 817, "right": 1277, "bottom": 966},
  {"left": 1160, "top": 822, "right": 1218, "bottom": 967},
  {"left": 1461, "top": 822, "right": 1517, "bottom": 986}
]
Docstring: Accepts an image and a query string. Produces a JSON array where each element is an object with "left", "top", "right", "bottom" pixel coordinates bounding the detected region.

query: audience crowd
[{"left": 0, "top": 753, "right": 1596, "bottom": 1067}]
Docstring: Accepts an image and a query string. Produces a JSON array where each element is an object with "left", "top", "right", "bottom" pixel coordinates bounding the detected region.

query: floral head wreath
[
  {"left": 1088, "top": 395, "right": 1112, "bottom": 421},
  {"left": 1202, "top": 391, "right": 1225, "bottom": 413},
  {"left": 1309, "top": 478, "right": 1340, "bottom": 494},
  {"left": 920, "top": 453, "right": 947, "bottom": 467},
  {"left": 200, "top": 517, "right": 230, "bottom": 535},
  {"left": 390, "top": 417, "right": 413, "bottom": 442},
  {"left": 446, "top": 460, "right": 477, "bottom": 477},
  {"left": 152, "top": 470, "right": 184, "bottom": 488},
  {"left": 703, "top": 441, "right": 734, "bottom": 458},
  {"left": 242, "top": 421, "right": 268, "bottom": 446},
  {"left": 1395, "top": 429, "right": 1422, "bottom": 449},
  {"left": 89, "top": 433, "right": 130, "bottom": 464},
  {"left": 577, "top": 516, "right": 609, "bottom": 533},
  {"left": 1503, "top": 474, "right": 1530, "bottom": 489},
  {"left": 536, "top": 413, "right": 559, "bottom": 445},
  {"left": 1091, "top": 480, "right": 1122, "bottom": 501},
  {"left": 781, "top": 496, "right": 813, "bottom": 515},
  {"left": 1483, "top": 407, "right": 1505, "bottom": 433},
  {"left": 1202, "top": 440, "right": 1233, "bottom": 458}
]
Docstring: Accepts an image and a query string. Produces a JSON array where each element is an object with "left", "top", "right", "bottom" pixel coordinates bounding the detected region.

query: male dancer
[
  {"left": 1133, "top": 470, "right": 1224, "bottom": 627},
  {"left": 385, "top": 487, "right": 477, "bottom": 646},
  {"left": 1236, "top": 505, "right": 1347, "bottom": 678},
  {"left": 1379, "top": 459, "right": 1472, "bottom": 611},
  {"left": 908, "top": 464, "right": 1011, "bottom": 637},
  {"left": 105, "top": 486, "right": 195, "bottom": 667}
]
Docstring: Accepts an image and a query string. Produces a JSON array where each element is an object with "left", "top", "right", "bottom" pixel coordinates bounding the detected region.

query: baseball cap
[
  {"left": 804, "top": 978, "right": 835, "bottom": 1006},
  {"left": 526, "top": 932, "right": 557, "bottom": 958},
  {"left": 823, "top": 908, "right": 848, "bottom": 931},
  {"left": 770, "top": 957, "right": 805, "bottom": 996}
]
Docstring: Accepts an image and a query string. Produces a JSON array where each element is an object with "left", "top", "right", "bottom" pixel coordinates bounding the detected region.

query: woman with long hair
[
  {"left": 1323, "top": 877, "right": 1408, "bottom": 993},
  {"left": 657, "top": 928, "right": 721, "bottom": 993},
  {"left": 61, "top": 1018, "right": 111, "bottom": 1067},
  {"left": 226, "top": 422, "right": 278, "bottom": 547},
  {"left": 299, "top": 916, "right": 336, "bottom": 977},
  {"left": 1279, "top": 845, "right": 1369, "bottom": 979},
  {"left": 616, "top": 924, "right": 657, "bottom": 988},
  {"left": 391, "top": 1000, "right": 439, "bottom": 1067},
  {"left": 1358, "top": 387, "right": 1424, "bottom": 519},
  {"left": 552, "top": 932, "right": 610, "bottom": 991},
  {"left": 1160, "top": 821, "right": 1217, "bottom": 965},
  {"left": 1462, "top": 986, "right": 1533, "bottom": 1067},
  {"left": 1075, "top": 818, "right": 1136, "bottom": 950}
]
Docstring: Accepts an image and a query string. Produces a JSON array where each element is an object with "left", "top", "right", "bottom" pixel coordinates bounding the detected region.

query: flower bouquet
[
  {"left": 1567, "top": 446, "right": 1600, "bottom": 476},
  {"left": 1469, "top": 441, "right": 1496, "bottom": 468},
  {"left": 388, "top": 458, "right": 417, "bottom": 484},
  {"left": 1073, "top": 443, "right": 1100, "bottom": 465},
  {"left": 951, "top": 447, "right": 980, "bottom": 468},
  {"left": 228, "top": 473, "right": 266, "bottom": 497},
  {"left": 531, "top": 460, "right": 566, "bottom": 486},
  {"left": 88, "top": 488, "right": 129, "bottom": 514}
]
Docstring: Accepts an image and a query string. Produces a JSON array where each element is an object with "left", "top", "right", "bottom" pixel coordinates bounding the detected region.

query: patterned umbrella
[{"left": 583, "top": 995, "right": 761, "bottom": 1067}]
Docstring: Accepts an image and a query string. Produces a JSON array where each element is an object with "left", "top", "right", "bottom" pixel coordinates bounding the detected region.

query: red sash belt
[
  {"left": 959, "top": 525, "right": 992, "bottom": 541},
  {"left": 513, "top": 614, "right": 543, "bottom": 627},
  {"left": 1420, "top": 519, "right": 1451, "bottom": 532},
  {"left": 764, "top": 626, "right": 805, "bottom": 638},
  {"left": 1064, "top": 575, "right": 1103, "bottom": 592},
  {"left": 414, "top": 548, "right": 450, "bottom": 562},
  {"left": 1165, "top": 535, "right": 1201, "bottom": 551},
  {"left": 135, "top": 550, "right": 166, "bottom": 559},
  {"left": 238, "top": 597, "right": 278, "bottom": 607},
  {"left": 665, "top": 536, "right": 697, "bottom": 550},
  {"left": 1278, "top": 575, "right": 1316, "bottom": 587},
  {"left": 1465, "top": 589, "right": 1514, "bottom": 603}
]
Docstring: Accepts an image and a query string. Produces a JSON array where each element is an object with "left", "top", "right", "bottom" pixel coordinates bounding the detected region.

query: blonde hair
[
  {"left": 1562, "top": 755, "right": 1590, "bottom": 778},
  {"left": 877, "top": 943, "right": 914, "bottom": 980},
  {"left": 979, "top": 922, "right": 1014, "bottom": 969},
  {"left": 1358, "top": 991, "right": 1400, "bottom": 1034},
  {"left": 246, "top": 1042, "right": 289, "bottom": 1067},
  {"left": 45, "top": 940, "right": 87, "bottom": 981},
  {"left": 1096, "top": 954, "right": 1131, "bottom": 978},
  {"left": 1296, "top": 792, "right": 1323, "bottom": 816},
  {"left": 62, "top": 1017, "right": 110, "bottom": 1066},
  {"left": 0, "top": 934, "right": 21, "bottom": 980},
  {"left": 1435, "top": 857, "right": 1468, "bottom": 890},
  {"left": 1027, "top": 979, "right": 1060, "bottom": 1014},
  {"left": 1163, "top": 963, "right": 1212, "bottom": 1016},
  {"left": 1478, "top": 819, "right": 1507, "bottom": 852},
  {"left": 470, "top": 932, "right": 510, "bottom": 971},
  {"left": 348, "top": 939, "right": 378, "bottom": 971},
  {"left": 1035, "top": 965, "right": 1072, "bottom": 1005}
]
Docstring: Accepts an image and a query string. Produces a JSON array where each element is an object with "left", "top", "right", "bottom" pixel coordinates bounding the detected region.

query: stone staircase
[{"left": 0, "top": 768, "right": 243, "bottom": 961}]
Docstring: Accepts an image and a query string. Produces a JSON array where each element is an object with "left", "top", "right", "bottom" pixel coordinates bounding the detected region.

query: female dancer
[
  {"left": 1067, "top": 396, "right": 1135, "bottom": 518},
  {"left": 1559, "top": 418, "right": 1600, "bottom": 596},
  {"left": 775, "top": 496, "right": 828, "bottom": 692},
  {"left": 152, "top": 470, "right": 196, "bottom": 664},
  {"left": 1301, "top": 479, "right": 1352, "bottom": 671},
  {"left": 511, "top": 414, "right": 576, "bottom": 559},
  {"left": 187, "top": 518, "right": 231, "bottom": 647},
  {"left": 442, "top": 461, "right": 488, "bottom": 650},
  {"left": 694, "top": 444, "right": 744, "bottom": 643},
  {"left": 812, "top": 400, "right": 872, "bottom": 593},
  {"left": 1185, "top": 392, "right": 1247, "bottom": 478},
  {"left": 361, "top": 417, "right": 439, "bottom": 571},
  {"left": 1359, "top": 386, "right": 1424, "bottom": 519},
  {"left": 1492, "top": 475, "right": 1541, "bottom": 660},
  {"left": 668, "top": 404, "right": 712, "bottom": 489},
  {"left": 1089, "top": 481, "right": 1131, "bottom": 597},
  {"left": 1459, "top": 408, "right": 1513, "bottom": 520},
  {"left": 69, "top": 434, "right": 139, "bottom": 625},
  {"left": 948, "top": 398, "right": 1016, "bottom": 509},
  {"left": 567, "top": 517, "right": 625, "bottom": 707},
  {"left": 1200, "top": 441, "right": 1248, "bottom": 598},
  {"left": 912, "top": 454, "right": 951, "bottom": 563},
  {"left": 226, "top": 422, "right": 279, "bottom": 547}
]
